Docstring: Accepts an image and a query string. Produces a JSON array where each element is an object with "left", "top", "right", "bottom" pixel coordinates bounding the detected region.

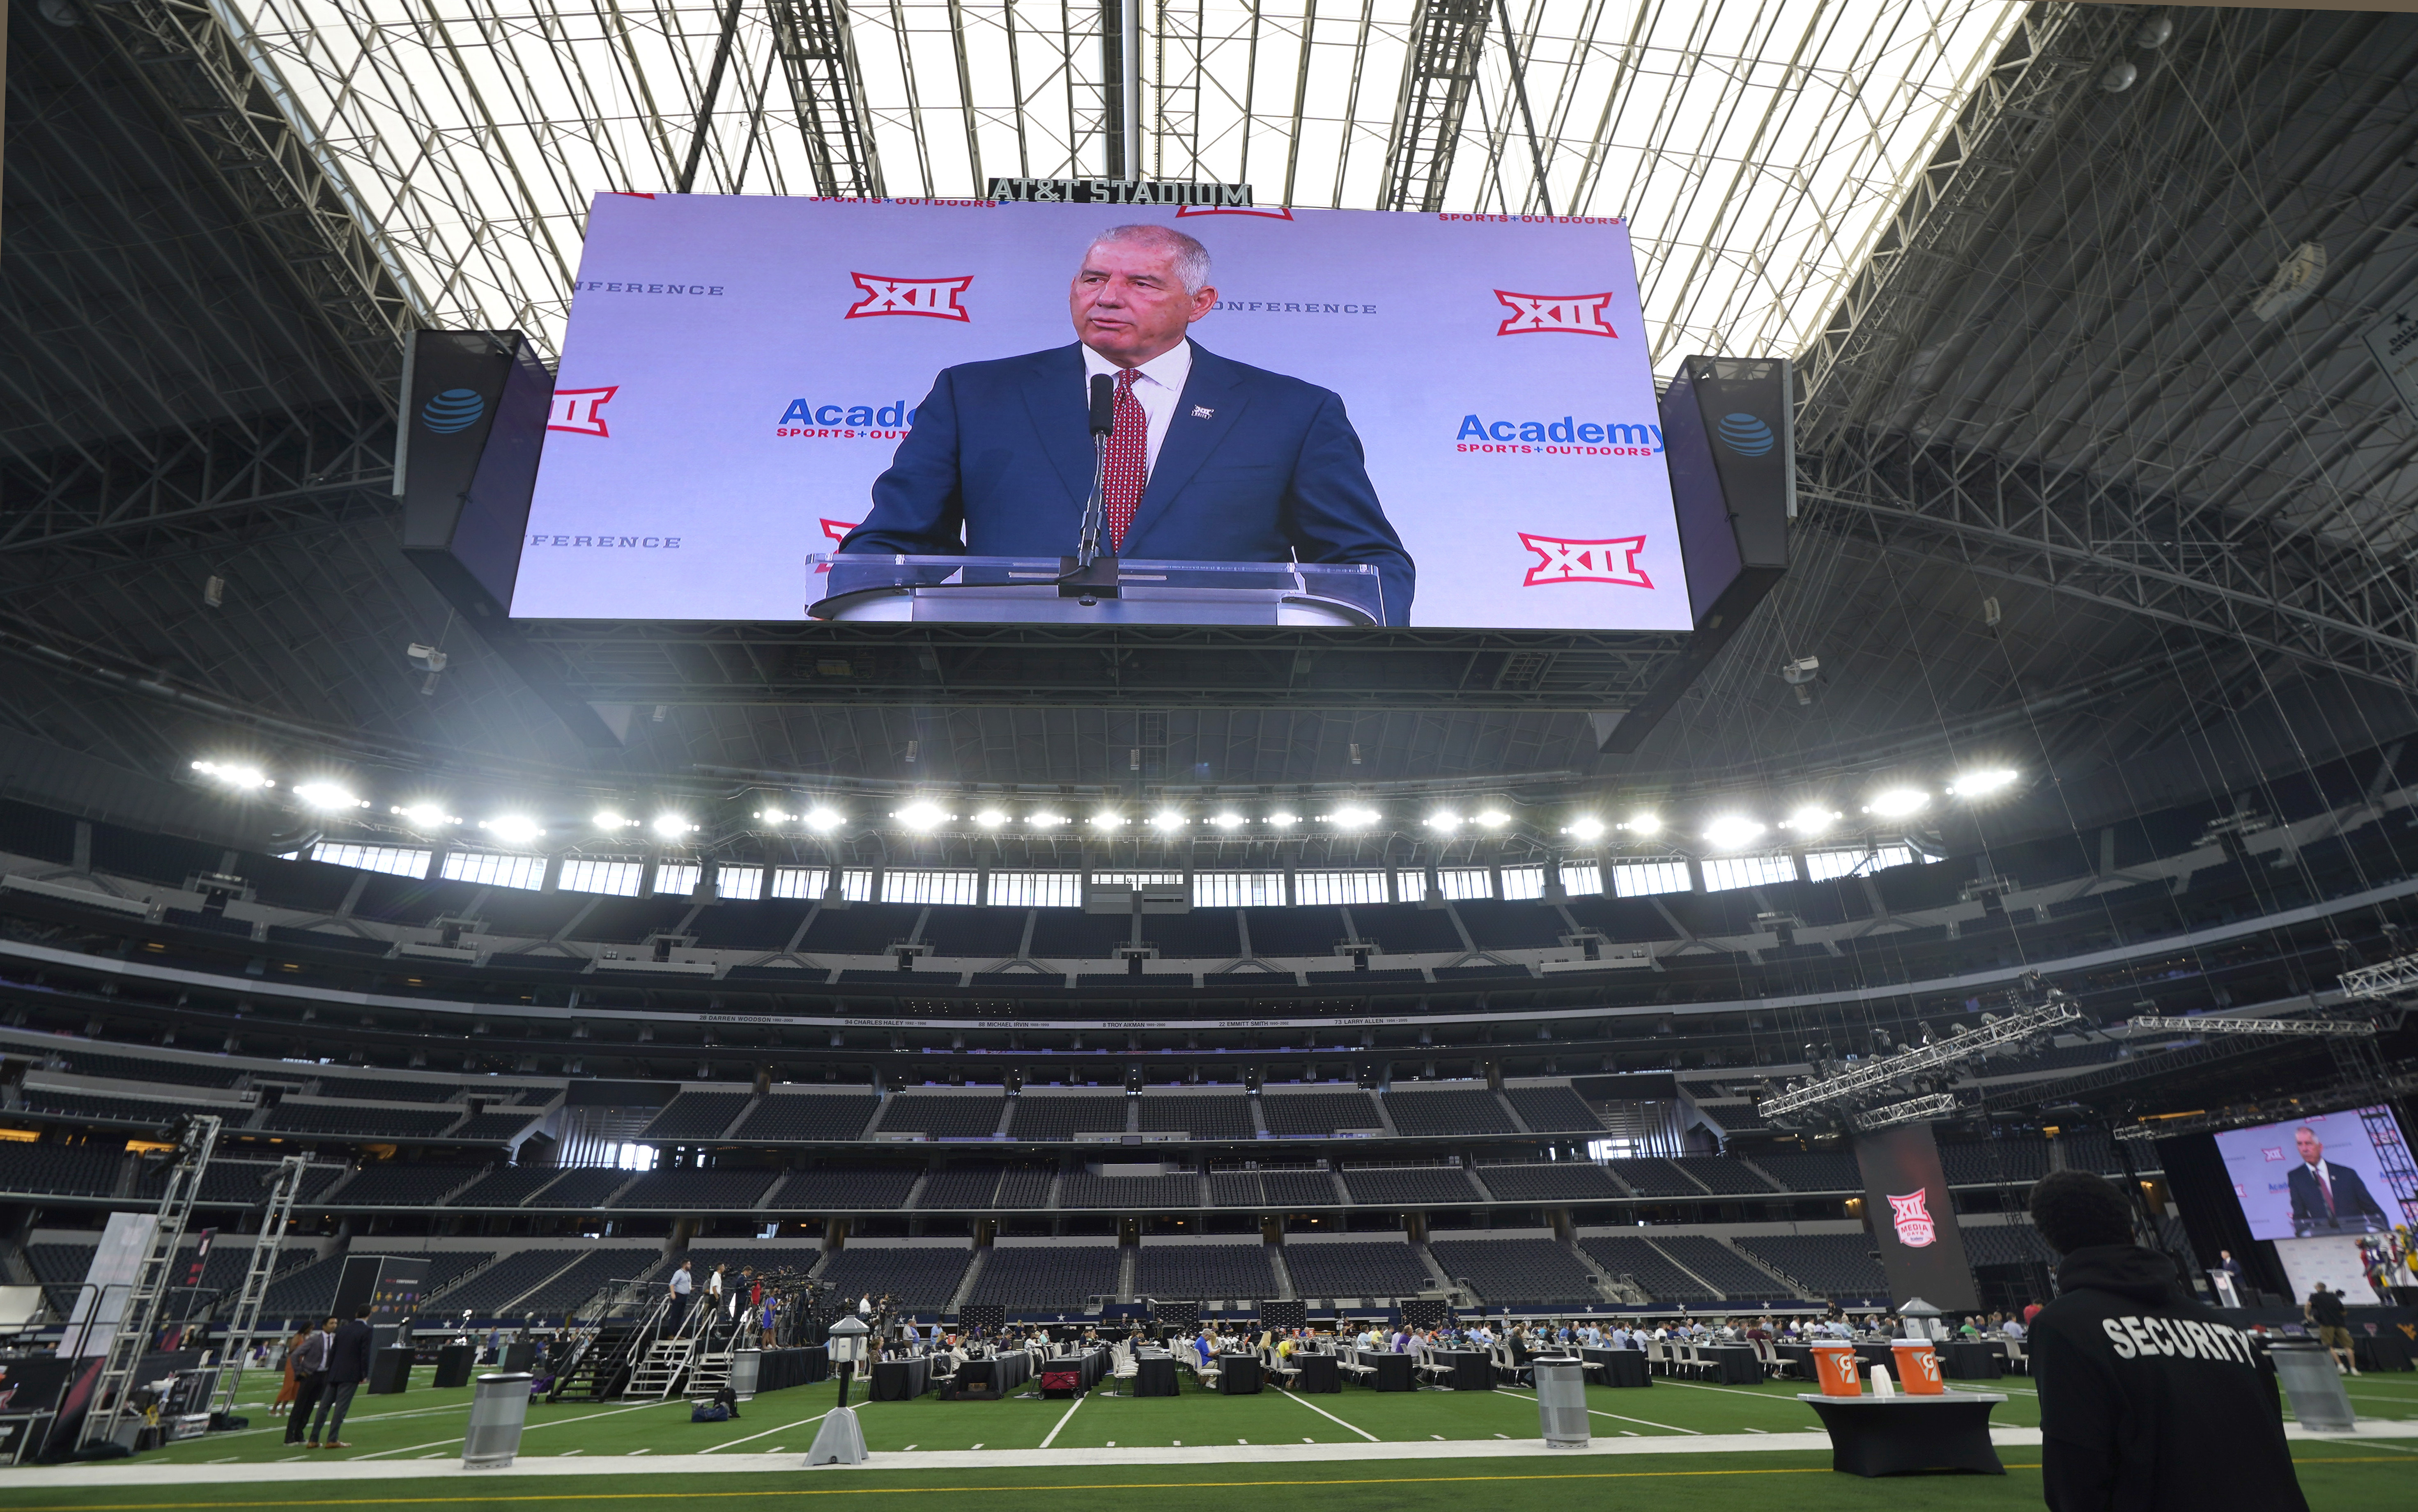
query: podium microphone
[{"left": 1068, "top": 373, "right": 1118, "bottom": 590}]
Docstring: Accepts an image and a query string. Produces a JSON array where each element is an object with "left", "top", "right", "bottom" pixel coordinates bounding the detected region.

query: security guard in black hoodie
[{"left": 2027, "top": 1169, "right": 2307, "bottom": 1511}]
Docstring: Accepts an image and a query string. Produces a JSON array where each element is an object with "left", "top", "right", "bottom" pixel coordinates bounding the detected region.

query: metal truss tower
[
  {"left": 79, "top": 1114, "right": 222, "bottom": 1452},
  {"left": 1377, "top": 0, "right": 1491, "bottom": 213},
  {"left": 206, "top": 1155, "right": 317, "bottom": 1420}
]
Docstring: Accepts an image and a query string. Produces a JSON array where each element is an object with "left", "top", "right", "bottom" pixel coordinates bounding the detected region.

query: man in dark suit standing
[
  {"left": 2287, "top": 1126, "right": 2388, "bottom": 1235},
  {"left": 283, "top": 1317, "right": 337, "bottom": 1446},
  {"left": 840, "top": 224, "right": 1415, "bottom": 624},
  {"left": 309, "top": 1304, "right": 375, "bottom": 1448}
]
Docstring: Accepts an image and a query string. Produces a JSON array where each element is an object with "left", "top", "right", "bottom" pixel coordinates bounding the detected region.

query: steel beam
[
  {"left": 770, "top": 0, "right": 887, "bottom": 197},
  {"left": 1376, "top": 0, "right": 1490, "bottom": 213}
]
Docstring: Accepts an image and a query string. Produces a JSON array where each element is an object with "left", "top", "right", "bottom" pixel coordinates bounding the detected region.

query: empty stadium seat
[
  {"left": 969, "top": 1245, "right": 1118, "bottom": 1309},
  {"left": 1427, "top": 1237, "right": 1600, "bottom": 1303},
  {"left": 1280, "top": 1241, "right": 1432, "bottom": 1300},
  {"left": 1134, "top": 1243, "right": 1276, "bottom": 1301}
]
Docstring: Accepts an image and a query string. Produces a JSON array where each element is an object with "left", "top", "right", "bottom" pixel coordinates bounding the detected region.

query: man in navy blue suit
[{"left": 839, "top": 224, "right": 1415, "bottom": 624}]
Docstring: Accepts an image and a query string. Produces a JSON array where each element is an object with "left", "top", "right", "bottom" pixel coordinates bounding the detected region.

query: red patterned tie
[{"left": 1103, "top": 368, "right": 1146, "bottom": 550}]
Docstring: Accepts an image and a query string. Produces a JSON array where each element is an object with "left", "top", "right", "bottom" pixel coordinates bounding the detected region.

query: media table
[{"left": 1798, "top": 1393, "right": 2009, "bottom": 1477}]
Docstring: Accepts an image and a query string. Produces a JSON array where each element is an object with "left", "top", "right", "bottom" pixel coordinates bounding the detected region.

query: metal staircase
[
  {"left": 548, "top": 1279, "right": 671, "bottom": 1404},
  {"left": 79, "top": 1113, "right": 221, "bottom": 1450}
]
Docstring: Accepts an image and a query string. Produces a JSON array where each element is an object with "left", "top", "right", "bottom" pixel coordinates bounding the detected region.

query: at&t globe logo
[
  {"left": 1716, "top": 411, "right": 1774, "bottom": 457},
  {"left": 420, "top": 387, "right": 486, "bottom": 434}
]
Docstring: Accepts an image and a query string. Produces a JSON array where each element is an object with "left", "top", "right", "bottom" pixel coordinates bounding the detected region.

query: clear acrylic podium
[{"left": 806, "top": 555, "right": 1383, "bottom": 626}]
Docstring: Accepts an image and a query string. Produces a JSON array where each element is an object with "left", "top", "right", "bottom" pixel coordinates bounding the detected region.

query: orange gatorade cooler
[
  {"left": 1811, "top": 1341, "right": 1861, "bottom": 1396},
  {"left": 1892, "top": 1339, "right": 1944, "bottom": 1395}
]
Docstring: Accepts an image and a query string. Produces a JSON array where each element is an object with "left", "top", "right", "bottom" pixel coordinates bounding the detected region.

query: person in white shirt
[
  {"left": 667, "top": 1260, "right": 694, "bottom": 1329},
  {"left": 2001, "top": 1317, "right": 2026, "bottom": 1342},
  {"left": 858, "top": 1293, "right": 873, "bottom": 1318}
]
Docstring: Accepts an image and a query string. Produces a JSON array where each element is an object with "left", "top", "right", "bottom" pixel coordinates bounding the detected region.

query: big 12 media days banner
[{"left": 510, "top": 193, "right": 1693, "bottom": 631}]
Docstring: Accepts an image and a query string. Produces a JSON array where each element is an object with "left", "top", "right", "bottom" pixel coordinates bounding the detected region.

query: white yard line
[
  {"left": 699, "top": 1410, "right": 831, "bottom": 1453},
  {"left": 1274, "top": 1387, "right": 1380, "bottom": 1443},
  {"left": 1493, "top": 1388, "right": 1697, "bottom": 1435},
  {"left": 347, "top": 1397, "right": 673, "bottom": 1462},
  {"left": 1037, "top": 1389, "right": 1087, "bottom": 1448}
]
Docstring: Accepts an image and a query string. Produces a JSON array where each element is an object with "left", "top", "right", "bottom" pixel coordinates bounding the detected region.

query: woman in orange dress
[{"left": 271, "top": 1327, "right": 309, "bottom": 1414}]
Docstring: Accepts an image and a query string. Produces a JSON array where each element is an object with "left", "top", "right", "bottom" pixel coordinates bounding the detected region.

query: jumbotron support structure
[
  {"left": 1377, "top": 0, "right": 1491, "bottom": 213},
  {"left": 770, "top": 0, "right": 887, "bottom": 199},
  {"left": 2126, "top": 1015, "right": 2381, "bottom": 1038}
]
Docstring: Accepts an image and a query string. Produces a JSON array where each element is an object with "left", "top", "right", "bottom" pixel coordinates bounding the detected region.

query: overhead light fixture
[
  {"left": 1949, "top": 768, "right": 2018, "bottom": 799},
  {"left": 1702, "top": 815, "right": 1766, "bottom": 850},
  {"left": 1027, "top": 811, "right": 1066, "bottom": 828},
  {"left": 1150, "top": 810, "right": 1186, "bottom": 831},
  {"left": 804, "top": 806, "right": 844, "bottom": 832},
  {"left": 650, "top": 813, "right": 693, "bottom": 840},
  {"left": 1329, "top": 805, "right": 1379, "bottom": 829},
  {"left": 482, "top": 815, "right": 543, "bottom": 846},
  {"left": 191, "top": 759, "right": 271, "bottom": 791},
  {"left": 1426, "top": 811, "right": 1462, "bottom": 833},
  {"left": 1866, "top": 787, "right": 1929, "bottom": 818},
  {"left": 896, "top": 801, "right": 946, "bottom": 831},
  {"left": 390, "top": 804, "right": 457, "bottom": 829},
  {"left": 1567, "top": 816, "right": 1606, "bottom": 841},
  {"left": 973, "top": 809, "right": 1009, "bottom": 829},
  {"left": 594, "top": 810, "right": 630, "bottom": 830},
  {"left": 1210, "top": 812, "right": 1245, "bottom": 831},
  {"left": 1623, "top": 812, "right": 1661, "bottom": 837},
  {"left": 1783, "top": 805, "right": 1839, "bottom": 836},
  {"left": 291, "top": 782, "right": 363, "bottom": 812},
  {"left": 1090, "top": 812, "right": 1126, "bottom": 830},
  {"left": 1266, "top": 812, "right": 1297, "bottom": 827},
  {"left": 1474, "top": 810, "right": 1508, "bottom": 828}
]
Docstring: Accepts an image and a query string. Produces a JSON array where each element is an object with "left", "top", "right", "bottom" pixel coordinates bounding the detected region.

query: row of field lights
[{"left": 193, "top": 759, "right": 2016, "bottom": 851}]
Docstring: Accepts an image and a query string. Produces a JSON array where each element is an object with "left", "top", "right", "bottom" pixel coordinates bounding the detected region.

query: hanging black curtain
[{"left": 2158, "top": 1133, "right": 2277, "bottom": 1302}]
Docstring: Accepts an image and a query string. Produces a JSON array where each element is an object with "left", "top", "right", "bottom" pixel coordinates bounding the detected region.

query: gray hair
[{"left": 1082, "top": 224, "right": 1212, "bottom": 296}]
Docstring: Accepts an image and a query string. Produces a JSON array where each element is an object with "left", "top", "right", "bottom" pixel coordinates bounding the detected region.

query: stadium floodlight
[
  {"left": 1853, "top": 1093, "right": 1961, "bottom": 1131},
  {"left": 650, "top": 813, "right": 692, "bottom": 840},
  {"left": 1474, "top": 810, "right": 1509, "bottom": 828},
  {"left": 482, "top": 815, "right": 544, "bottom": 846},
  {"left": 291, "top": 782, "right": 364, "bottom": 811},
  {"left": 804, "top": 806, "right": 845, "bottom": 832},
  {"left": 1702, "top": 815, "right": 1765, "bottom": 850},
  {"left": 973, "top": 809, "right": 1009, "bottom": 829},
  {"left": 1866, "top": 787, "right": 1929, "bottom": 818},
  {"left": 1090, "top": 812, "right": 1126, "bottom": 830},
  {"left": 1028, "top": 811, "right": 1066, "bottom": 828},
  {"left": 1210, "top": 812, "right": 1246, "bottom": 831},
  {"left": 390, "top": 804, "right": 457, "bottom": 829},
  {"left": 1150, "top": 810, "right": 1187, "bottom": 831},
  {"left": 1567, "top": 816, "right": 1607, "bottom": 841},
  {"left": 1329, "top": 805, "right": 1379, "bottom": 829},
  {"left": 1784, "top": 805, "right": 1839, "bottom": 836},
  {"left": 896, "top": 801, "right": 947, "bottom": 831},
  {"left": 1949, "top": 768, "right": 2018, "bottom": 799},
  {"left": 1266, "top": 812, "right": 1298, "bottom": 827},
  {"left": 1427, "top": 811, "right": 1462, "bottom": 833},
  {"left": 594, "top": 810, "right": 630, "bottom": 830},
  {"left": 1623, "top": 812, "right": 1661, "bottom": 837},
  {"left": 191, "top": 759, "right": 272, "bottom": 791}
]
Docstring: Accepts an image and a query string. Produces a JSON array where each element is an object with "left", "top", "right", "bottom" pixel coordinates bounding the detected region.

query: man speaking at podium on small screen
[{"left": 837, "top": 224, "right": 1415, "bottom": 624}]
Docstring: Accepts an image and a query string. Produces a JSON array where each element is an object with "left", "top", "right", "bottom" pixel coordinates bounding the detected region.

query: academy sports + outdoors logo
[
  {"left": 1494, "top": 289, "right": 1617, "bottom": 337},
  {"left": 1888, "top": 1190, "right": 1938, "bottom": 1248},
  {"left": 1458, "top": 416, "right": 1661, "bottom": 456},
  {"left": 1518, "top": 534, "right": 1650, "bottom": 590},
  {"left": 847, "top": 273, "right": 973, "bottom": 321},
  {"left": 547, "top": 387, "right": 618, "bottom": 437},
  {"left": 777, "top": 400, "right": 916, "bottom": 439}
]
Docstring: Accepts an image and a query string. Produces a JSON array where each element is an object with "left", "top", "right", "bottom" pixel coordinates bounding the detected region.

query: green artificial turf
[
  {"left": 5, "top": 1451, "right": 2414, "bottom": 1512},
  {"left": 13, "top": 1363, "right": 2413, "bottom": 1511}
]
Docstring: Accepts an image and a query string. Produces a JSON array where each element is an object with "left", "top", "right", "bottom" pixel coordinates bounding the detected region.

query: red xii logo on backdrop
[
  {"left": 1888, "top": 1190, "right": 1938, "bottom": 1249},
  {"left": 548, "top": 386, "right": 618, "bottom": 437},
  {"left": 1494, "top": 289, "right": 1617, "bottom": 337},
  {"left": 1519, "top": 533, "right": 1650, "bottom": 589},
  {"left": 848, "top": 273, "right": 974, "bottom": 321}
]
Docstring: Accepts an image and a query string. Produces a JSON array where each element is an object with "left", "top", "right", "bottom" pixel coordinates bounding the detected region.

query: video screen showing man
[
  {"left": 2287, "top": 1124, "right": 2388, "bottom": 1237},
  {"left": 837, "top": 224, "right": 1415, "bottom": 624}
]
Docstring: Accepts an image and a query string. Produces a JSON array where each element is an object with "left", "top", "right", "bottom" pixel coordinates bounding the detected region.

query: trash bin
[
  {"left": 462, "top": 1372, "right": 534, "bottom": 1470},
  {"left": 729, "top": 1349, "right": 762, "bottom": 1402},
  {"left": 2266, "top": 1342, "right": 2356, "bottom": 1432},
  {"left": 1533, "top": 1356, "right": 1589, "bottom": 1449}
]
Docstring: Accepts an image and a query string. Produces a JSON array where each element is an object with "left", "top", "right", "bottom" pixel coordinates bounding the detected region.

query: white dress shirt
[{"left": 1081, "top": 340, "right": 1193, "bottom": 479}]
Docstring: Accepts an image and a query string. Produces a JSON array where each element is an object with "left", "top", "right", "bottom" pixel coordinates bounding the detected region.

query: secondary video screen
[
  {"left": 512, "top": 194, "right": 1691, "bottom": 630},
  {"left": 2213, "top": 1105, "right": 2412, "bottom": 1241}
]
